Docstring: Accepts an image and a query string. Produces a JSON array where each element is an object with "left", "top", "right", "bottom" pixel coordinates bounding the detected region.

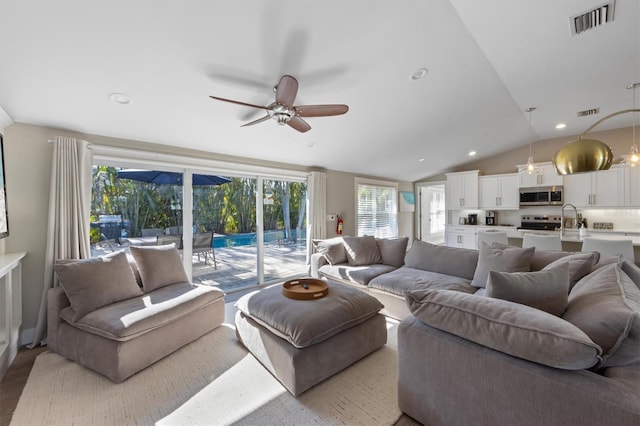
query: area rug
[{"left": 11, "top": 321, "right": 402, "bottom": 425}]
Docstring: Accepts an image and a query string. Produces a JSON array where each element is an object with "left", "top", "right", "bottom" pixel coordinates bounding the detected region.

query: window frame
[{"left": 354, "top": 177, "right": 398, "bottom": 238}]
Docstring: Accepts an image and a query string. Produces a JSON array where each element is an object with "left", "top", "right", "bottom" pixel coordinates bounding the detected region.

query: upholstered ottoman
[{"left": 235, "top": 280, "right": 387, "bottom": 396}]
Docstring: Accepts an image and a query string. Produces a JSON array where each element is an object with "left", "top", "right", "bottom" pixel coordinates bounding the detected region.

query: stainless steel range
[{"left": 519, "top": 215, "right": 561, "bottom": 231}]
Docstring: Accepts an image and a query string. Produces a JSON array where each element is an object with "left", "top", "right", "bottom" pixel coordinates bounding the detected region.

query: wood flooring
[{"left": 0, "top": 345, "right": 48, "bottom": 426}]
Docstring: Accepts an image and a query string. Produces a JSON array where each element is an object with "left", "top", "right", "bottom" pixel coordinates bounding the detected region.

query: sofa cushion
[
  {"left": 621, "top": 260, "right": 640, "bottom": 289},
  {"left": 60, "top": 282, "right": 224, "bottom": 341},
  {"left": 376, "top": 237, "right": 409, "bottom": 267},
  {"left": 541, "top": 252, "right": 599, "bottom": 290},
  {"left": 404, "top": 239, "right": 478, "bottom": 281},
  {"left": 471, "top": 243, "right": 535, "bottom": 288},
  {"left": 313, "top": 237, "right": 347, "bottom": 265},
  {"left": 342, "top": 235, "right": 382, "bottom": 266},
  {"left": 563, "top": 263, "right": 640, "bottom": 369},
  {"left": 486, "top": 264, "right": 569, "bottom": 316},
  {"left": 405, "top": 288, "right": 602, "bottom": 370},
  {"left": 235, "top": 281, "right": 383, "bottom": 348},
  {"left": 130, "top": 244, "right": 190, "bottom": 292},
  {"left": 54, "top": 251, "right": 143, "bottom": 321},
  {"left": 369, "top": 266, "right": 476, "bottom": 297},
  {"left": 318, "top": 263, "right": 396, "bottom": 286}
]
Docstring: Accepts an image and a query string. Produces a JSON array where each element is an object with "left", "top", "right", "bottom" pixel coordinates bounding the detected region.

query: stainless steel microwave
[{"left": 519, "top": 186, "right": 563, "bottom": 206}]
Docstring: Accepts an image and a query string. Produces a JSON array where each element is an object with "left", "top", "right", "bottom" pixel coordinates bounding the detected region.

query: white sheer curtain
[
  {"left": 29, "top": 137, "right": 93, "bottom": 347},
  {"left": 306, "top": 171, "right": 327, "bottom": 260}
]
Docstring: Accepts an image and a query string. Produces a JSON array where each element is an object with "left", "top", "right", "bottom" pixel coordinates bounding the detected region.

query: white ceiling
[{"left": 1, "top": 0, "right": 638, "bottom": 182}]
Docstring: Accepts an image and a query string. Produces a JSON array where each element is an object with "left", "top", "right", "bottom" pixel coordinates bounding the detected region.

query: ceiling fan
[{"left": 209, "top": 75, "right": 348, "bottom": 133}]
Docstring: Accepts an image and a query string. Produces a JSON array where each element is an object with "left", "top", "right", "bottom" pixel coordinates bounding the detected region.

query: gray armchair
[{"left": 193, "top": 231, "right": 216, "bottom": 269}]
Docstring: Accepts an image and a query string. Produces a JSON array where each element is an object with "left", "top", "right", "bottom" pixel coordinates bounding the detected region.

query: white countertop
[{"left": 446, "top": 224, "right": 640, "bottom": 246}]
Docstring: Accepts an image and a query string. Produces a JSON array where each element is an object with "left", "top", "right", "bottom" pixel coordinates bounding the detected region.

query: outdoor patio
[{"left": 91, "top": 241, "right": 309, "bottom": 294}]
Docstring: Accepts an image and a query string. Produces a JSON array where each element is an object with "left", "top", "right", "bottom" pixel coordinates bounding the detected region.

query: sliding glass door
[{"left": 90, "top": 163, "right": 308, "bottom": 293}]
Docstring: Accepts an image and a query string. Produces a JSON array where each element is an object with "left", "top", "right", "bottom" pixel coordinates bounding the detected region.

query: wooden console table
[{"left": 0, "top": 252, "right": 27, "bottom": 380}]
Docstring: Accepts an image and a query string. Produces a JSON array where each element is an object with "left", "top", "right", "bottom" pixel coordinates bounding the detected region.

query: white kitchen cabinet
[
  {"left": 518, "top": 162, "right": 563, "bottom": 188},
  {"left": 479, "top": 173, "right": 519, "bottom": 210},
  {"left": 625, "top": 165, "right": 640, "bottom": 206},
  {"left": 445, "top": 226, "right": 476, "bottom": 249},
  {"left": 563, "top": 165, "right": 624, "bottom": 207},
  {"left": 446, "top": 170, "right": 479, "bottom": 210}
]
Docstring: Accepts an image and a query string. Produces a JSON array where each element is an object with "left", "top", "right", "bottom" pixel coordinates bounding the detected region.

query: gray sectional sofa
[
  {"left": 311, "top": 235, "right": 640, "bottom": 425},
  {"left": 48, "top": 245, "right": 225, "bottom": 382}
]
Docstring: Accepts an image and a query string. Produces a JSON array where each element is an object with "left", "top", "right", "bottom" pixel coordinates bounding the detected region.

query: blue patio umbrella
[{"left": 116, "top": 169, "right": 231, "bottom": 186}]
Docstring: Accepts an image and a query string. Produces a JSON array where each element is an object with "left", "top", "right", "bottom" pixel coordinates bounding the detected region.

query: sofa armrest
[
  {"left": 309, "top": 253, "right": 328, "bottom": 278},
  {"left": 47, "top": 286, "right": 70, "bottom": 352},
  {"left": 398, "top": 316, "right": 640, "bottom": 426}
]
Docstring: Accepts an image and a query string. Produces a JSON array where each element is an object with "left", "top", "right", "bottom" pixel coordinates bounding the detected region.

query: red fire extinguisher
[{"left": 336, "top": 215, "right": 344, "bottom": 235}]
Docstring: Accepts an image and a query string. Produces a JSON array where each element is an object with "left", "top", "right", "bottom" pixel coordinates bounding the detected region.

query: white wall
[{"left": 4, "top": 123, "right": 415, "bottom": 341}]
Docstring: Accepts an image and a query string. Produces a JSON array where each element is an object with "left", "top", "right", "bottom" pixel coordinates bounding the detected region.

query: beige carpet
[{"left": 11, "top": 321, "right": 403, "bottom": 426}]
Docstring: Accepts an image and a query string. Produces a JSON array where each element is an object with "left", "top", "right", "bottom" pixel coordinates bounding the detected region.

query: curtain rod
[{"left": 47, "top": 138, "right": 94, "bottom": 148}]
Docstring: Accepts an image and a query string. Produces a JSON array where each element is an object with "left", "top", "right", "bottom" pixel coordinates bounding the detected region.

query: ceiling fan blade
[
  {"left": 287, "top": 116, "right": 311, "bottom": 133},
  {"left": 295, "top": 104, "right": 349, "bottom": 117},
  {"left": 241, "top": 115, "right": 271, "bottom": 127},
  {"left": 275, "top": 75, "right": 298, "bottom": 107},
  {"left": 209, "top": 96, "right": 271, "bottom": 111}
]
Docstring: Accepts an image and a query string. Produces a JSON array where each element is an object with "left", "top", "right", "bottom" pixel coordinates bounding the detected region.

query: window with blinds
[{"left": 355, "top": 178, "right": 398, "bottom": 238}]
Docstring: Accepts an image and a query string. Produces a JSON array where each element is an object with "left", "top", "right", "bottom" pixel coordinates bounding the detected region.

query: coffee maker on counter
[
  {"left": 467, "top": 213, "right": 478, "bottom": 225},
  {"left": 485, "top": 211, "right": 496, "bottom": 225}
]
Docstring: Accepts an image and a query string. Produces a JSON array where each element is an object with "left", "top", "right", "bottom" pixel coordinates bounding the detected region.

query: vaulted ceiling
[{"left": 1, "top": 0, "right": 638, "bottom": 181}]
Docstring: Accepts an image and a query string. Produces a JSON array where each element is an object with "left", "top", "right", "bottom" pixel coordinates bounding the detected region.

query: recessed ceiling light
[
  {"left": 410, "top": 68, "right": 428, "bottom": 80},
  {"left": 109, "top": 93, "right": 131, "bottom": 105},
  {"left": 418, "top": 158, "right": 425, "bottom": 162},
  {"left": 468, "top": 150, "right": 477, "bottom": 156},
  {"left": 555, "top": 122, "right": 567, "bottom": 129},
  {"left": 307, "top": 142, "right": 316, "bottom": 148}
]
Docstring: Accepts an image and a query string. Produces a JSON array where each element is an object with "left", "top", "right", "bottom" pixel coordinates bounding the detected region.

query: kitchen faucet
[{"left": 560, "top": 203, "right": 578, "bottom": 238}]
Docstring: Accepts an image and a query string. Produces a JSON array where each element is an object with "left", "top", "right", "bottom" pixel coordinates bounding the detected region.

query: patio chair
[
  {"left": 157, "top": 234, "right": 183, "bottom": 250},
  {"left": 193, "top": 231, "right": 216, "bottom": 269}
]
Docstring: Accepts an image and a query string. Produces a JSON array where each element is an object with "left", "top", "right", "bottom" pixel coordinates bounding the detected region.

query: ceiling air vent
[
  {"left": 570, "top": 1, "right": 615, "bottom": 36},
  {"left": 577, "top": 108, "right": 600, "bottom": 117}
]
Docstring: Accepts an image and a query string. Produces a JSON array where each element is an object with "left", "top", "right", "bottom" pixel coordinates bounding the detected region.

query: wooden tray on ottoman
[{"left": 282, "top": 278, "right": 328, "bottom": 300}]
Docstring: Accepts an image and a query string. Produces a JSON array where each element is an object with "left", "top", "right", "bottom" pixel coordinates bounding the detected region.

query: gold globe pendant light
[{"left": 553, "top": 83, "right": 640, "bottom": 175}]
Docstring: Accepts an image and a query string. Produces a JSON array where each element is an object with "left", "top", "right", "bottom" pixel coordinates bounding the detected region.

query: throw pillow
[
  {"left": 130, "top": 243, "right": 190, "bottom": 292},
  {"left": 563, "top": 263, "right": 640, "bottom": 369},
  {"left": 530, "top": 250, "right": 574, "bottom": 271},
  {"left": 375, "top": 237, "right": 409, "bottom": 267},
  {"left": 405, "top": 288, "right": 601, "bottom": 370},
  {"left": 404, "top": 239, "right": 478, "bottom": 280},
  {"left": 313, "top": 237, "right": 347, "bottom": 265},
  {"left": 486, "top": 264, "right": 569, "bottom": 316},
  {"left": 342, "top": 235, "right": 382, "bottom": 266},
  {"left": 470, "top": 242, "right": 535, "bottom": 288},
  {"left": 54, "top": 251, "right": 143, "bottom": 321},
  {"left": 541, "top": 252, "right": 599, "bottom": 290}
]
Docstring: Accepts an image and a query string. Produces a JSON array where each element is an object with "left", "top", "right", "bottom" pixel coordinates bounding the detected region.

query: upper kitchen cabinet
[
  {"left": 517, "top": 162, "right": 563, "bottom": 188},
  {"left": 446, "top": 170, "right": 479, "bottom": 210},
  {"left": 625, "top": 165, "right": 640, "bottom": 206},
  {"left": 563, "top": 165, "right": 625, "bottom": 207},
  {"left": 479, "top": 173, "right": 519, "bottom": 210}
]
